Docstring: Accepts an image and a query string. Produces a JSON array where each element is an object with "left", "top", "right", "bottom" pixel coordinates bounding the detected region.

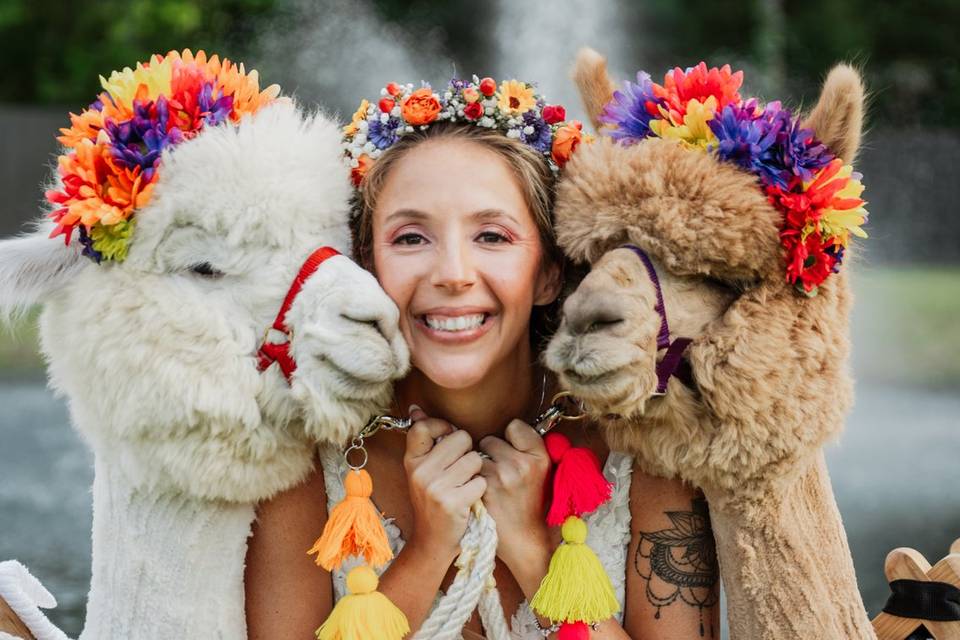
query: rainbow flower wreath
[
  {"left": 599, "top": 62, "right": 869, "bottom": 295},
  {"left": 46, "top": 50, "right": 280, "bottom": 263},
  {"left": 310, "top": 78, "right": 619, "bottom": 640},
  {"left": 343, "top": 75, "right": 588, "bottom": 186}
]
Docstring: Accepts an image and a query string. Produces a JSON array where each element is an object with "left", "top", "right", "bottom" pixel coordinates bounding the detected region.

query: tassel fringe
[{"left": 316, "top": 565, "right": 409, "bottom": 640}]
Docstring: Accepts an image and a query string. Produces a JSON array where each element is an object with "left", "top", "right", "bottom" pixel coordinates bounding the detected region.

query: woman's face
[{"left": 372, "top": 137, "right": 559, "bottom": 390}]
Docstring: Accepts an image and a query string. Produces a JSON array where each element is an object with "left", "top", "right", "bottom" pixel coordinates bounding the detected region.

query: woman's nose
[{"left": 430, "top": 241, "right": 476, "bottom": 292}]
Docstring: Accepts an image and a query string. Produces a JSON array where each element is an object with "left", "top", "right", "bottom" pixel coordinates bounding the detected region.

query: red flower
[
  {"left": 542, "top": 104, "right": 566, "bottom": 124},
  {"left": 463, "top": 101, "right": 484, "bottom": 120},
  {"left": 782, "top": 233, "right": 837, "bottom": 293},
  {"left": 378, "top": 97, "right": 395, "bottom": 113},
  {"left": 479, "top": 77, "right": 496, "bottom": 96},
  {"left": 385, "top": 82, "right": 402, "bottom": 97},
  {"left": 653, "top": 61, "right": 742, "bottom": 120}
]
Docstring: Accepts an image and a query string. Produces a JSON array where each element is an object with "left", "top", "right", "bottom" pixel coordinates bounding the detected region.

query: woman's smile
[{"left": 415, "top": 308, "right": 497, "bottom": 344}]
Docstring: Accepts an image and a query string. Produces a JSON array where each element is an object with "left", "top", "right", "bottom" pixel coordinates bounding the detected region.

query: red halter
[{"left": 257, "top": 246, "right": 341, "bottom": 381}]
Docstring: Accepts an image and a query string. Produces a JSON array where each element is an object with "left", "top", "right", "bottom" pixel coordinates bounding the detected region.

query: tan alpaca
[{"left": 545, "top": 48, "right": 875, "bottom": 639}]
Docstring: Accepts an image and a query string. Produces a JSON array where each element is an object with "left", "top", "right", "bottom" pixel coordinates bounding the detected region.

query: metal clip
[{"left": 534, "top": 391, "right": 586, "bottom": 435}]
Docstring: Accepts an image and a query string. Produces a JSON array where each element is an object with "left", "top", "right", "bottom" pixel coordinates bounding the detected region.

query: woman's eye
[
  {"left": 189, "top": 262, "right": 224, "bottom": 278},
  {"left": 393, "top": 233, "right": 427, "bottom": 246},
  {"left": 477, "top": 231, "right": 510, "bottom": 244}
]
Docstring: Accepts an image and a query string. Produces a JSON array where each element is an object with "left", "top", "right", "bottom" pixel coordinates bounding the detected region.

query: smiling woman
[{"left": 244, "top": 82, "right": 718, "bottom": 640}]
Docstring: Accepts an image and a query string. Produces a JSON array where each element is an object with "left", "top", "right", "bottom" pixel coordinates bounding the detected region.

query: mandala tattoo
[{"left": 634, "top": 497, "right": 720, "bottom": 637}]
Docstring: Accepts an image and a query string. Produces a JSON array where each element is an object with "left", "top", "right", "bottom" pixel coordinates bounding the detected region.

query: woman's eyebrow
[
  {"left": 384, "top": 208, "right": 431, "bottom": 223},
  {"left": 470, "top": 209, "right": 520, "bottom": 226}
]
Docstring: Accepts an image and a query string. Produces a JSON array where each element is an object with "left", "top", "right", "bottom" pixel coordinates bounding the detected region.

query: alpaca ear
[
  {"left": 801, "top": 64, "right": 866, "bottom": 163},
  {"left": 573, "top": 47, "right": 617, "bottom": 132},
  {"left": 0, "top": 231, "right": 84, "bottom": 322}
]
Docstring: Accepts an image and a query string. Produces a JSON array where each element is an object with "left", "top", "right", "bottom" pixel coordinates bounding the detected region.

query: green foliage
[{"left": 0, "top": 0, "right": 276, "bottom": 108}]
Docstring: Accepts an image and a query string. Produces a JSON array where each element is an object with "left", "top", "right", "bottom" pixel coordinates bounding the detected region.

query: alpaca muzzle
[
  {"left": 621, "top": 245, "right": 693, "bottom": 396},
  {"left": 257, "top": 246, "right": 341, "bottom": 381}
]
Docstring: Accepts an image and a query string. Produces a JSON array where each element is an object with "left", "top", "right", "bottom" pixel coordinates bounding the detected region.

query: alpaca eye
[{"left": 189, "top": 262, "right": 224, "bottom": 278}]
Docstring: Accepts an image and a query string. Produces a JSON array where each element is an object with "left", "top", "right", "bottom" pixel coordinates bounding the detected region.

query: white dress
[{"left": 318, "top": 446, "right": 635, "bottom": 640}]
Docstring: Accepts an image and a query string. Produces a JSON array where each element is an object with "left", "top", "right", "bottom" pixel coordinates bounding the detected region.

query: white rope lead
[{"left": 0, "top": 561, "right": 70, "bottom": 640}]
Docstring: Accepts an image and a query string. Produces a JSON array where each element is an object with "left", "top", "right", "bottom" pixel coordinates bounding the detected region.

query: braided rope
[
  {"left": 412, "top": 502, "right": 511, "bottom": 640},
  {"left": 0, "top": 561, "right": 70, "bottom": 640}
]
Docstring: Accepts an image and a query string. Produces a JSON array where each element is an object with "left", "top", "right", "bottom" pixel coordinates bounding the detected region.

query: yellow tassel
[
  {"left": 530, "top": 516, "right": 620, "bottom": 624},
  {"left": 308, "top": 469, "right": 393, "bottom": 570},
  {"left": 316, "top": 565, "right": 409, "bottom": 640}
]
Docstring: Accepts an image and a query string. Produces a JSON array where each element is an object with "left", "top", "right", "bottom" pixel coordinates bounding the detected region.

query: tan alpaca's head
[{"left": 547, "top": 49, "right": 866, "bottom": 483}]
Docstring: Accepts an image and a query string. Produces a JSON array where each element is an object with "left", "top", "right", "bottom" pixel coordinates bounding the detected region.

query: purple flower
[
  {"left": 77, "top": 226, "right": 103, "bottom": 263},
  {"left": 766, "top": 115, "right": 834, "bottom": 187},
  {"left": 709, "top": 100, "right": 779, "bottom": 172},
  {"left": 520, "top": 111, "right": 552, "bottom": 153},
  {"left": 599, "top": 71, "right": 663, "bottom": 143},
  {"left": 104, "top": 96, "right": 182, "bottom": 181},
  {"left": 368, "top": 117, "right": 400, "bottom": 149},
  {"left": 198, "top": 83, "right": 234, "bottom": 126}
]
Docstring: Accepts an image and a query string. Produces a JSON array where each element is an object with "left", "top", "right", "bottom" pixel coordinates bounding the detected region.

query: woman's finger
[
  {"left": 404, "top": 409, "right": 455, "bottom": 461},
  {"left": 455, "top": 476, "right": 488, "bottom": 505},
  {"left": 504, "top": 419, "right": 545, "bottom": 455},
  {"left": 477, "top": 435, "right": 515, "bottom": 462},
  {"left": 436, "top": 451, "right": 484, "bottom": 489}
]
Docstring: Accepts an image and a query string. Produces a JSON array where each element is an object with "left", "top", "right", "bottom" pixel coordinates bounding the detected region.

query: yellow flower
[
  {"left": 649, "top": 97, "right": 717, "bottom": 151},
  {"left": 497, "top": 80, "right": 536, "bottom": 115},
  {"left": 816, "top": 165, "right": 869, "bottom": 244},
  {"left": 100, "top": 54, "right": 173, "bottom": 111},
  {"left": 343, "top": 99, "right": 370, "bottom": 135},
  {"left": 91, "top": 219, "right": 137, "bottom": 262}
]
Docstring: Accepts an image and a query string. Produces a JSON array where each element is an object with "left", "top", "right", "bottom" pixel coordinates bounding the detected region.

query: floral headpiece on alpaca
[
  {"left": 46, "top": 49, "right": 281, "bottom": 263},
  {"left": 343, "top": 76, "right": 587, "bottom": 186},
  {"left": 599, "top": 62, "right": 869, "bottom": 295}
]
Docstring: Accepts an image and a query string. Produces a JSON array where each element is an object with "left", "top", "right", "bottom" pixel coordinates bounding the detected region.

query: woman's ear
[{"left": 534, "top": 258, "right": 563, "bottom": 306}]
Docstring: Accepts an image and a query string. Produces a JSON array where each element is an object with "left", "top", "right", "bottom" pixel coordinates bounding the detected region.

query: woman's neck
[{"left": 393, "top": 343, "right": 549, "bottom": 440}]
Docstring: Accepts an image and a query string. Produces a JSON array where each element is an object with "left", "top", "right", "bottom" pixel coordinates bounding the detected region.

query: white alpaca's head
[{"left": 0, "top": 98, "right": 409, "bottom": 502}]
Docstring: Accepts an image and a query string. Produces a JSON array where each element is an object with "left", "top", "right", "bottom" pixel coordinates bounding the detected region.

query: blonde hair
[{"left": 351, "top": 121, "right": 568, "bottom": 349}]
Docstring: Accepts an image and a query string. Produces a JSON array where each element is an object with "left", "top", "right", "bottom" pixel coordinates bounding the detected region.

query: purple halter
[{"left": 621, "top": 245, "right": 693, "bottom": 396}]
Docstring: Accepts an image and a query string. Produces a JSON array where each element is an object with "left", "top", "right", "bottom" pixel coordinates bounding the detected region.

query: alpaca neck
[
  {"left": 705, "top": 453, "right": 876, "bottom": 640},
  {"left": 79, "top": 454, "right": 254, "bottom": 640}
]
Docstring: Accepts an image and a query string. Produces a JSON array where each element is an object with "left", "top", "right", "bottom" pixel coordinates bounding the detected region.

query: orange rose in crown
[
  {"left": 551, "top": 121, "right": 586, "bottom": 167},
  {"left": 401, "top": 88, "right": 442, "bottom": 125}
]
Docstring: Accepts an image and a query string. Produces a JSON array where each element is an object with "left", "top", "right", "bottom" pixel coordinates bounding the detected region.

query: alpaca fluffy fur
[
  {"left": 546, "top": 49, "right": 874, "bottom": 639},
  {"left": 0, "top": 101, "right": 409, "bottom": 638}
]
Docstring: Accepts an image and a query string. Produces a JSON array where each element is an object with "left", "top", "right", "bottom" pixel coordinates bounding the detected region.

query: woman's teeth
[{"left": 424, "top": 314, "right": 486, "bottom": 332}]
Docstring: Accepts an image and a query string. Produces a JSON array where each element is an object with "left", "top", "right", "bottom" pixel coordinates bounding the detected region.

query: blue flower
[
  {"left": 599, "top": 71, "right": 663, "bottom": 143},
  {"left": 198, "top": 83, "right": 234, "bottom": 127},
  {"left": 367, "top": 117, "right": 400, "bottom": 150},
  {"left": 709, "top": 101, "right": 779, "bottom": 173},
  {"left": 520, "top": 111, "right": 552, "bottom": 153}
]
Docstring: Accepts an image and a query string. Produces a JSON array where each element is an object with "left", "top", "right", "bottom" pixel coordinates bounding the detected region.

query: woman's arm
[
  {"left": 245, "top": 463, "right": 332, "bottom": 640},
  {"left": 623, "top": 470, "right": 721, "bottom": 639}
]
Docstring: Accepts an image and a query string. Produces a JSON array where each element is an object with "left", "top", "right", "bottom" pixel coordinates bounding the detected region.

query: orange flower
[
  {"left": 351, "top": 154, "right": 374, "bottom": 186},
  {"left": 401, "top": 88, "right": 441, "bottom": 126},
  {"left": 551, "top": 121, "right": 584, "bottom": 168}
]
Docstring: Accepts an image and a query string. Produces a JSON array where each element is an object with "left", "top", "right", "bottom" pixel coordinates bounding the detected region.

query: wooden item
[
  {"left": 0, "top": 594, "right": 35, "bottom": 640},
  {"left": 872, "top": 538, "right": 960, "bottom": 640}
]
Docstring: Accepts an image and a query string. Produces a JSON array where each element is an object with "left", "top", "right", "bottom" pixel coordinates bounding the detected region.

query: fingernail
[{"left": 408, "top": 404, "right": 421, "bottom": 414}]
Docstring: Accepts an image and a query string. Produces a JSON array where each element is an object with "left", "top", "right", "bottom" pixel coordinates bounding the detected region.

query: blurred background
[{"left": 0, "top": 0, "right": 958, "bottom": 636}]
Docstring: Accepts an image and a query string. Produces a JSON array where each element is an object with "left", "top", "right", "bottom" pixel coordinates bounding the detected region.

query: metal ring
[
  {"left": 550, "top": 391, "right": 587, "bottom": 421},
  {"left": 344, "top": 443, "right": 368, "bottom": 471}
]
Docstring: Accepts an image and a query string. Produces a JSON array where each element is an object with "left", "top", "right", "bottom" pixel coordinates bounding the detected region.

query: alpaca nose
[
  {"left": 563, "top": 292, "right": 625, "bottom": 335},
  {"left": 340, "top": 310, "right": 392, "bottom": 342}
]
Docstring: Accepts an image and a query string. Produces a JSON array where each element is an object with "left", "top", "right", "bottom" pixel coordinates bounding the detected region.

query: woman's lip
[{"left": 414, "top": 313, "right": 496, "bottom": 344}]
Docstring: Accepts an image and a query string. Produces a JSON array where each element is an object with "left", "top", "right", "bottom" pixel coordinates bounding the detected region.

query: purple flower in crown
[
  {"left": 709, "top": 100, "right": 779, "bottom": 173},
  {"left": 198, "top": 83, "right": 234, "bottom": 126},
  {"left": 77, "top": 226, "right": 103, "bottom": 263},
  {"left": 521, "top": 111, "right": 552, "bottom": 153},
  {"left": 368, "top": 116, "right": 401, "bottom": 150},
  {"left": 105, "top": 97, "right": 182, "bottom": 181},
  {"left": 599, "top": 71, "right": 663, "bottom": 143},
  {"left": 765, "top": 113, "right": 834, "bottom": 188}
]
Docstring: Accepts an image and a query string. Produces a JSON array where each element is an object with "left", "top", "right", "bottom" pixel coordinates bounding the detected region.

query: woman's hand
[
  {"left": 478, "top": 419, "right": 553, "bottom": 577},
  {"left": 403, "top": 405, "right": 487, "bottom": 563}
]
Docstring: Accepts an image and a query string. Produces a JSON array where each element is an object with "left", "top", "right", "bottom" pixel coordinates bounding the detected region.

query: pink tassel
[
  {"left": 545, "top": 433, "right": 612, "bottom": 526},
  {"left": 558, "top": 621, "right": 590, "bottom": 639}
]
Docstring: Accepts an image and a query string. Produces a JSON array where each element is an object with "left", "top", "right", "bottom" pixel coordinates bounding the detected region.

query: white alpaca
[{"left": 0, "top": 100, "right": 410, "bottom": 639}]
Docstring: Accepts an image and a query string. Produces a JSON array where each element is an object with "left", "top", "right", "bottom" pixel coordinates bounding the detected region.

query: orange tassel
[{"left": 308, "top": 469, "right": 393, "bottom": 570}]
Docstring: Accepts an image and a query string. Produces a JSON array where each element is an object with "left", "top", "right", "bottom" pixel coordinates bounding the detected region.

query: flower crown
[
  {"left": 343, "top": 76, "right": 586, "bottom": 186},
  {"left": 599, "top": 62, "right": 868, "bottom": 295},
  {"left": 46, "top": 49, "right": 281, "bottom": 263}
]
